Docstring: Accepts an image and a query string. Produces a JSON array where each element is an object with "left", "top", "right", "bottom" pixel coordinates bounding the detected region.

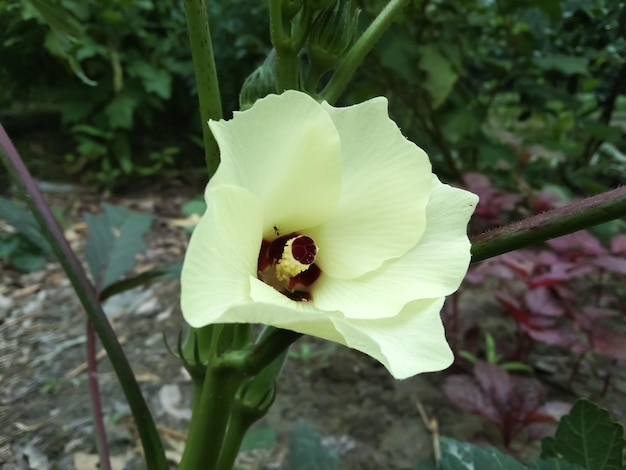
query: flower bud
[
  {"left": 239, "top": 50, "right": 277, "bottom": 111},
  {"left": 236, "top": 377, "right": 277, "bottom": 418},
  {"left": 308, "top": 0, "right": 359, "bottom": 73}
]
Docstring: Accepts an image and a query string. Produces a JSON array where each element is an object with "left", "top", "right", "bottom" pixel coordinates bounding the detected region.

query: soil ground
[{"left": 1, "top": 183, "right": 625, "bottom": 470}]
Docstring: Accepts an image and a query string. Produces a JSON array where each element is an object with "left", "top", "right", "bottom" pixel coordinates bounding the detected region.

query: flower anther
[{"left": 277, "top": 235, "right": 317, "bottom": 280}]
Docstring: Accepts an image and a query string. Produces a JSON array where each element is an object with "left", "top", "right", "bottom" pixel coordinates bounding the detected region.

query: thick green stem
[
  {"left": 471, "top": 186, "right": 626, "bottom": 263},
  {"left": 275, "top": 50, "right": 300, "bottom": 91},
  {"left": 179, "top": 327, "right": 297, "bottom": 469},
  {"left": 183, "top": 0, "right": 222, "bottom": 176},
  {"left": 269, "top": 0, "right": 302, "bottom": 91},
  {"left": 214, "top": 403, "right": 251, "bottom": 470},
  {"left": 322, "top": 0, "right": 409, "bottom": 104},
  {"left": 0, "top": 125, "right": 168, "bottom": 470},
  {"left": 179, "top": 365, "right": 243, "bottom": 469}
]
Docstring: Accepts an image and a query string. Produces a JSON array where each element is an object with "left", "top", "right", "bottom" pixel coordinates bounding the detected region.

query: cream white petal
[
  {"left": 330, "top": 297, "right": 452, "bottom": 379},
  {"left": 305, "top": 97, "right": 431, "bottom": 279},
  {"left": 181, "top": 185, "right": 263, "bottom": 328},
  {"left": 312, "top": 176, "right": 478, "bottom": 319},
  {"left": 208, "top": 91, "right": 342, "bottom": 238},
  {"left": 199, "top": 276, "right": 347, "bottom": 344}
]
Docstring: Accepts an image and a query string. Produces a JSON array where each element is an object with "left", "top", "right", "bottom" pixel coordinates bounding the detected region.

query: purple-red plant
[
  {"left": 489, "top": 232, "right": 626, "bottom": 363},
  {"left": 443, "top": 361, "right": 558, "bottom": 447},
  {"left": 462, "top": 175, "right": 626, "bottom": 393}
]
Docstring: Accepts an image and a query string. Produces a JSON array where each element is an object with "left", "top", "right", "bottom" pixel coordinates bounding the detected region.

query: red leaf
[
  {"left": 474, "top": 361, "right": 513, "bottom": 408},
  {"left": 525, "top": 328, "right": 584, "bottom": 351},
  {"left": 546, "top": 231, "right": 606, "bottom": 256},
  {"left": 592, "top": 255, "right": 626, "bottom": 275},
  {"left": 591, "top": 327, "right": 626, "bottom": 360},
  {"left": 611, "top": 234, "right": 626, "bottom": 254},
  {"left": 524, "top": 287, "right": 565, "bottom": 317},
  {"left": 581, "top": 305, "right": 619, "bottom": 320},
  {"left": 496, "top": 292, "right": 532, "bottom": 326},
  {"left": 445, "top": 362, "right": 549, "bottom": 443},
  {"left": 529, "top": 263, "right": 594, "bottom": 288},
  {"left": 443, "top": 374, "right": 500, "bottom": 425}
]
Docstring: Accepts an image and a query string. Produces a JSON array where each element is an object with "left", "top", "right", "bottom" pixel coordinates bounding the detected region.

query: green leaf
[
  {"left": 240, "top": 427, "right": 276, "bottom": 452},
  {"left": 99, "top": 264, "right": 180, "bottom": 301},
  {"left": 0, "top": 235, "right": 20, "bottom": 257},
  {"left": 288, "top": 420, "right": 339, "bottom": 470},
  {"left": 500, "top": 362, "right": 533, "bottom": 372},
  {"left": 438, "top": 436, "right": 527, "bottom": 470},
  {"left": 182, "top": 198, "right": 206, "bottom": 216},
  {"left": 580, "top": 120, "right": 622, "bottom": 143},
  {"left": 418, "top": 45, "right": 458, "bottom": 108},
  {"left": 42, "top": 32, "right": 97, "bottom": 86},
  {"left": 418, "top": 446, "right": 586, "bottom": 470},
  {"left": 378, "top": 31, "right": 420, "bottom": 84},
  {"left": 26, "top": 0, "right": 82, "bottom": 39},
  {"left": 458, "top": 350, "right": 478, "bottom": 363},
  {"left": 104, "top": 94, "right": 139, "bottom": 129},
  {"left": 0, "top": 196, "right": 51, "bottom": 254},
  {"left": 528, "top": 458, "right": 587, "bottom": 470},
  {"left": 127, "top": 61, "right": 172, "bottom": 99},
  {"left": 84, "top": 203, "right": 154, "bottom": 293},
  {"left": 533, "top": 56, "right": 588, "bottom": 75},
  {"left": 541, "top": 399, "right": 625, "bottom": 470},
  {"left": 10, "top": 251, "right": 47, "bottom": 272}
]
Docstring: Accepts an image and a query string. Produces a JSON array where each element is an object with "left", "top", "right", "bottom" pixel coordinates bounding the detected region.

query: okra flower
[{"left": 181, "top": 91, "right": 478, "bottom": 379}]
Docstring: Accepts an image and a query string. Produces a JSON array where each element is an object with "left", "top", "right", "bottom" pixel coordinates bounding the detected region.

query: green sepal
[
  {"left": 308, "top": 0, "right": 360, "bottom": 73},
  {"left": 239, "top": 50, "right": 278, "bottom": 110}
]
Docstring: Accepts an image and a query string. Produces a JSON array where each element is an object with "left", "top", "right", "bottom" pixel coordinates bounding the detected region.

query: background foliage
[
  {"left": 2, "top": 0, "right": 624, "bottom": 190},
  {"left": 0, "top": 0, "right": 269, "bottom": 187},
  {"left": 353, "top": 0, "right": 626, "bottom": 193}
]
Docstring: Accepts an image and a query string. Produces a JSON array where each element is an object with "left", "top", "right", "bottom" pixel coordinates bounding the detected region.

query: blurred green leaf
[
  {"left": 528, "top": 458, "right": 588, "bottom": 470},
  {"left": 437, "top": 436, "right": 527, "bottom": 469},
  {"left": 104, "top": 94, "right": 139, "bottom": 129},
  {"left": 26, "top": 0, "right": 82, "bottom": 39},
  {"left": 84, "top": 203, "right": 154, "bottom": 293},
  {"left": 240, "top": 427, "right": 276, "bottom": 452},
  {"left": 182, "top": 199, "right": 206, "bottom": 217},
  {"left": 0, "top": 234, "right": 47, "bottom": 272},
  {"left": 127, "top": 61, "right": 172, "bottom": 99},
  {"left": 288, "top": 420, "right": 339, "bottom": 470},
  {"left": 418, "top": 45, "right": 458, "bottom": 108},
  {"left": 10, "top": 249, "right": 47, "bottom": 271},
  {"left": 428, "top": 437, "right": 587, "bottom": 470},
  {"left": 533, "top": 56, "right": 589, "bottom": 75},
  {"left": 0, "top": 196, "right": 51, "bottom": 253}
]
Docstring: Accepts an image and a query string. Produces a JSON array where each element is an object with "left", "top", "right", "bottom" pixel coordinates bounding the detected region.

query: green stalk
[
  {"left": 275, "top": 50, "right": 300, "bottom": 91},
  {"left": 321, "top": 0, "right": 409, "bottom": 104},
  {"left": 183, "top": 0, "right": 223, "bottom": 176},
  {"left": 214, "top": 403, "right": 251, "bottom": 470},
  {"left": 471, "top": 186, "right": 626, "bottom": 263},
  {"left": 0, "top": 125, "right": 168, "bottom": 470},
  {"left": 178, "top": 365, "right": 243, "bottom": 469},
  {"left": 269, "top": 0, "right": 301, "bottom": 91}
]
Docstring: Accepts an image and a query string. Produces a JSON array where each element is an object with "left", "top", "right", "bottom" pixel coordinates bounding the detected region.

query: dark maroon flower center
[{"left": 257, "top": 232, "right": 321, "bottom": 302}]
